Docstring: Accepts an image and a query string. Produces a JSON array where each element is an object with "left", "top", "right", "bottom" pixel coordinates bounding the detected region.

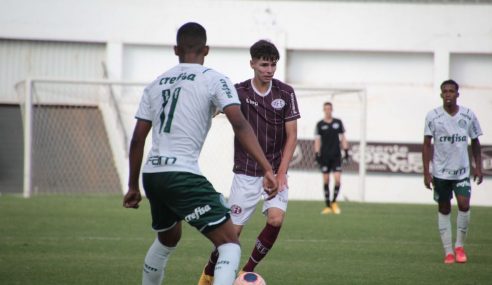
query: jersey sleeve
[
  {"left": 208, "top": 72, "right": 240, "bottom": 111},
  {"left": 135, "top": 87, "right": 153, "bottom": 123},
  {"left": 339, "top": 119, "right": 345, "bottom": 134},
  {"left": 284, "top": 89, "right": 301, "bottom": 121},
  {"left": 315, "top": 122, "right": 321, "bottom": 136},
  {"left": 469, "top": 111, "right": 483, "bottom": 139},
  {"left": 424, "top": 112, "right": 434, "bottom": 137}
]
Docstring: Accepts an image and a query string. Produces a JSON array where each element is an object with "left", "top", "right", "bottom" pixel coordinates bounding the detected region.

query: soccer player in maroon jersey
[{"left": 199, "top": 40, "right": 300, "bottom": 284}]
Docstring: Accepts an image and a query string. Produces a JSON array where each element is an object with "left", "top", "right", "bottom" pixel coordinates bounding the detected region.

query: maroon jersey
[{"left": 233, "top": 79, "right": 301, "bottom": 176}]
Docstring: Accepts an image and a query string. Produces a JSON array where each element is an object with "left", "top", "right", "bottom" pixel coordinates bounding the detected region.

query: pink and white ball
[{"left": 234, "top": 272, "right": 266, "bottom": 285}]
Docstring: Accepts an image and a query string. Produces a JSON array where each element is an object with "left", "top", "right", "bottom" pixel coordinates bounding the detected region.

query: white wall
[{"left": 1, "top": 0, "right": 491, "bottom": 204}]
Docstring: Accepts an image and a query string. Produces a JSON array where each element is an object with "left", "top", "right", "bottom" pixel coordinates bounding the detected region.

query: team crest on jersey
[
  {"left": 458, "top": 119, "right": 467, "bottom": 129},
  {"left": 332, "top": 122, "right": 340, "bottom": 129},
  {"left": 271, "top": 99, "right": 286, "bottom": 110},
  {"left": 230, "top": 204, "right": 242, "bottom": 215}
]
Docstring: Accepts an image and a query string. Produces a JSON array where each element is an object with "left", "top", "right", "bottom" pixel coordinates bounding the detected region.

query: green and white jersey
[
  {"left": 424, "top": 106, "right": 482, "bottom": 180},
  {"left": 135, "top": 63, "right": 240, "bottom": 175}
]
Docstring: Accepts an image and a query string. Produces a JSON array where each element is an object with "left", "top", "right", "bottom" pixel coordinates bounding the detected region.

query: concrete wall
[{"left": 1, "top": 0, "right": 491, "bottom": 204}]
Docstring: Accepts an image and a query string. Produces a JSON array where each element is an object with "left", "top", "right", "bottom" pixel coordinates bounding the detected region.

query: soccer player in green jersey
[
  {"left": 423, "top": 79, "right": 483, "bottom": 264},
  {"left": 123, "top": 22, "right": 277, "bottom": 285}
]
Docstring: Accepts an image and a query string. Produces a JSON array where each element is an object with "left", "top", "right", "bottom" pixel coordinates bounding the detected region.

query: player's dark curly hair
[
  {"left": 250, "top": 40, "right": 280, "bottom": 61},
  {"left": 440, "top": 79, "right": 459, "bottom": 91},
  {"left": 176, "top": 22, "right": 207, "bottom": 53}
]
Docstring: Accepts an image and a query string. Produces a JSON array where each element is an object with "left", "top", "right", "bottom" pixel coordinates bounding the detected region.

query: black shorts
[{"left": 319, "top": 156, "right": 342, "bottom": 173}]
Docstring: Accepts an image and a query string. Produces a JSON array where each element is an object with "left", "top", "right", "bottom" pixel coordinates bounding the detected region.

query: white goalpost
[
  {"left": 16, "top": 78, "right": 367, "bottom": 202},
  {"left": 16, "top": 78, "right": 147, "bottom": 198},
  {"left": 290, "top": 85, "right": 367, "bottom": 202}
]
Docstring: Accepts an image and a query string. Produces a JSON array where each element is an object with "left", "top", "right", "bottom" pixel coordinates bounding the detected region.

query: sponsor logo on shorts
[
  {"left": 230, "top": 204, "right": 242, "bottom": 215},
  {"left": 184, "top": 205, "right": 211, "bottom": 222},
  {"left": 456, "top": 180, "right": 470, "bottom": 188},
  {"left": 271, "top": 98, "right": 286, "bottom": 110}
]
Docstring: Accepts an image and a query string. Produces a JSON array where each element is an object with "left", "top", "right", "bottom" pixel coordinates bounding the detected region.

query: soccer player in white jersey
[
  {"left": 199, "top": 40, "right": 300, "bottom": 284},
  {"left": 123, "top": 23, "right": 278, "bottom": 285},
  {"left": 422, "top": 79, "right": 483, "bottom": 264}
]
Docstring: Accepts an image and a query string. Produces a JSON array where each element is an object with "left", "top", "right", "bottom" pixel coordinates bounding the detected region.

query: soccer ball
[{"left": 234, "top": 272, "right": 266, "bottom": 285}]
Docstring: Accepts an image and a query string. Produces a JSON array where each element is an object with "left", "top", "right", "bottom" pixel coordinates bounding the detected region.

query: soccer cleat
[
  {"left": 321, "top": 207, "right": 333, "bottom": 215},
  {"left": 331, "top": 202, "right": 341, "bottom": 214},
  {"left": 444, "top": 253, "right": 455, "bottom": 264},
  {"left": 198, "top": 270, "right": 214, "bottom": 285},
  {"left": 455, "top": 247, "right": 467, "bottom": 263}
]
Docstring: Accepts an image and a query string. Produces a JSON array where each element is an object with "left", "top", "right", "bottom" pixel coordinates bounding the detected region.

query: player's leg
[
  {"left": 320, "top": 160, "right": 332, "bottom": 214},
  {"left": 142, "top": 223, "right": 181, "bottom": 285},
  {"left": 141, "top": 172, "right": 182, "bottom": 285},
  {"left": 242, "top": 187, "right": 288, "bottom": 272},
  {"left": 331, "top": 166, "right": 342, "bottom": 214},
  {"left": 200, "top": 174, "right": 261, "bottom": 283},
  {"left": 454, "top": 178, "right": 472, "bottom": 263},
  {"left": 203, "top": 220, "right": 241, "bottom": 285},
  {"left": 433, "top": 177, "right": 454, "bottom": 263}
]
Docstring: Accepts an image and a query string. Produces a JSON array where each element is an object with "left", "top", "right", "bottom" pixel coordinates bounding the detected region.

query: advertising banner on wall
[{"left": 290, "top": 139, "right": 492, "bottom": 176}]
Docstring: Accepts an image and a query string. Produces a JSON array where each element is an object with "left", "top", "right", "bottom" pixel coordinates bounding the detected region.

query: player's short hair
[
  {"left": 176, "top": 22, "right": 207, "bottom": 53},
  {"left": 250, "top": 40, "right": 280, "bottom": 62},
  {"left": 440, "top": 79, "right": 459, "bottom": 91},
  {"left": 324, "top": 102, "right": 333, "bottom": 108}
]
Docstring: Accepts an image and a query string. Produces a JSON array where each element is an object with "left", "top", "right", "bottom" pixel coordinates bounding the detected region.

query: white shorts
[{"left": 228, "top": 173, "right": 288, "bottom": 225}]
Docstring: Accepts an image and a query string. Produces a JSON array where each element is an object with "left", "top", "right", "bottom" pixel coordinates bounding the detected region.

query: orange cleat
[
  {"left": 321, "top": 207, "right": 333, "bottom": 215},
  {"left": 198, "top": 269, "right": 214, "bottom": 285},
  {"left": 444, "top": 253, "right": 455, "bottom": 264},
  {"left": 455, "top": 247, "right": 467, "bottom": 263}
]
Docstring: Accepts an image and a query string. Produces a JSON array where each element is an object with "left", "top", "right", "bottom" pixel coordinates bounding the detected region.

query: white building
[{"left": 1, "top": 0, "right": 491, "bottom": 205}]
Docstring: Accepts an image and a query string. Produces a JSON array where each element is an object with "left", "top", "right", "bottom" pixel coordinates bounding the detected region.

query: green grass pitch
[{"left": 1, "top": 195, "right": 491, "bottom": 285}]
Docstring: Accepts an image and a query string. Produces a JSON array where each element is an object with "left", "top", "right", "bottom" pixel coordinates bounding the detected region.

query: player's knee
[
  {"left": 267, "top": 215, "right": 284, "bottom": 227},
  {"left": 438, "top": 204, "right": 451, "bottom": 215},
  {"left": 157, "top": 225, "right": 181, "bottom": 247},
  {"left": 458, "top": 204, "right": 470, "bottom": 212}
]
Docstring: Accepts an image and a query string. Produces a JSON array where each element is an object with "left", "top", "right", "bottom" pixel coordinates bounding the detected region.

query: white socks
[
  {"left": 213, "top": 243, "right": 241, "bottom": 285},
  {"left": 456, "top": 210, "right": 470, "bottom": 248},
  {"left": 142, "top": 239, "right": 176, "bottom": 285},
  {"left": 438, "top": 210, "right": 471, "bottom": 255},
  {"left": 438, "top": 212, "right": 453, "bottom": 255}
]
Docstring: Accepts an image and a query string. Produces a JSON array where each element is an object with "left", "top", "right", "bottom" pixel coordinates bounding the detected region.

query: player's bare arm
[
  {"left": 314, "top": 136, "right": 321, "bottom": 164},
  {"left": 223, "top": 105, "right": 278, "bottom": 198},
  {"left": 123, "top": 119, "right": 151, "bottom": 209},
  {"left": 277, "top": 120, "right": 297, "bottom": 191},
  {"left": 422, "top": 135, "right": 433, "bottom": 190},
  {"left": 471, "top": 138, "right": 483, "bottom": 185}
]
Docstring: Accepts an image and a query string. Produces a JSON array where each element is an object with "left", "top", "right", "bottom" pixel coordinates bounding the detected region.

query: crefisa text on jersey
[
  {"left": 159, "top": 72, "right": 196, "bottom": 85},
  {"left": 439, "top": 134, "right": 467, "bottom": 144}
]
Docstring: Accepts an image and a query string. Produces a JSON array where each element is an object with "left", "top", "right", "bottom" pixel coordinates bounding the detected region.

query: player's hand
[
  {"left": 276, "top": 173, "right": 288, "bottom": 192},
  {"left": 342, "top": 149, "right": 350, "bottom": 164},
  {"left": 473, "top": 168, "right": 483, "bottom": 185},
  {"left": 424, "top": 173, "right": 433, "bottom": 190},
  {"left": 263, "top": 170, "right": 278, "bottom": 200},
  {"left": 123, "top": 188, "right": 142, "bottom": 209},
  {"left": 314, "top": 152, "right": 321, "bottom": 165}
]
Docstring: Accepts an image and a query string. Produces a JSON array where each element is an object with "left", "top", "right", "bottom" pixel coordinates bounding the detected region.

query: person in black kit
[{"left": 314, "top": 102, "right": 349, "bottom": 215}]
